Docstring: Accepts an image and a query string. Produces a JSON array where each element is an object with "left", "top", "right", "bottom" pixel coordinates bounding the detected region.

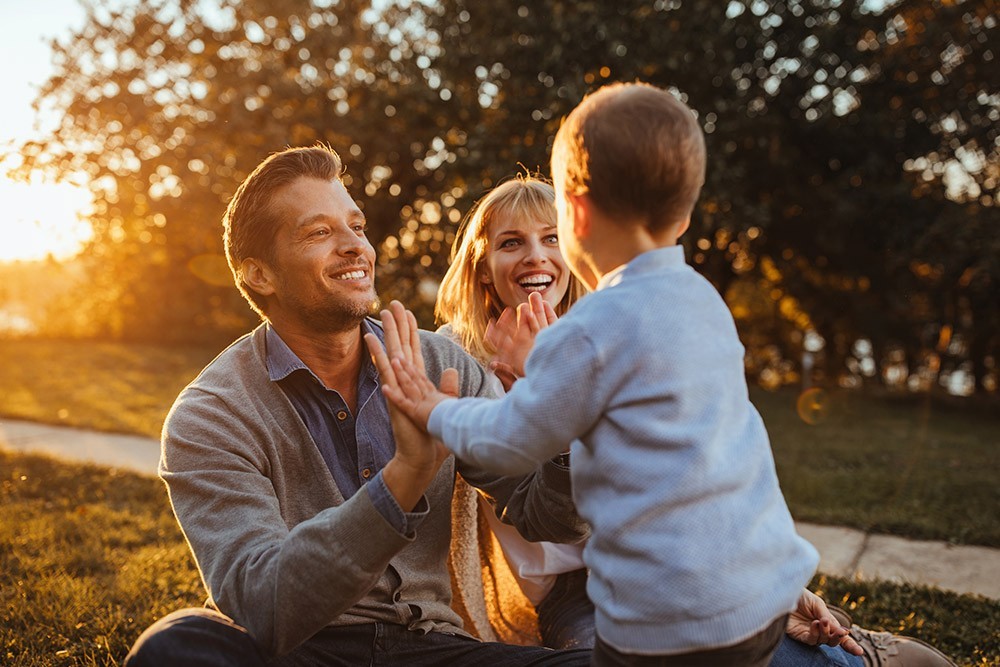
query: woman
[
  {"left": 434, "top": 176, "right": 952, "bottom": 667},
  {"left": 436, "top": 175, "right": 593, "bottom": 650}
]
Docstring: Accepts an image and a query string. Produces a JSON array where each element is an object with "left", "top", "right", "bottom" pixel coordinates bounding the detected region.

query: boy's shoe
[{"left": 827, "top": 606, "right": 958, "bottom": 667}]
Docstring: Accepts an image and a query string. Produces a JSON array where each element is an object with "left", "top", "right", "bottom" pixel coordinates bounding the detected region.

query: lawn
[
  {"left": 1, "top": 448, "right": 997, "bottom": 666},
  {"left": 1, "top": 338, "right": 998, "bottom": 546},
  {"left": 0, "top": 338, "right": 219, "bottom": 438}
]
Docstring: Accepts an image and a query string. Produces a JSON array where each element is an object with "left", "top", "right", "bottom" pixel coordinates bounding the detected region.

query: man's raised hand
[{"left": 364, "top": 300, "right": 454, "bottom": 429}]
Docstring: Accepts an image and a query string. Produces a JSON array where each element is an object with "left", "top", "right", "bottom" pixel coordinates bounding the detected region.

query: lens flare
[{"left": 796, "top": 387, "right": 828, "bottom": 425}]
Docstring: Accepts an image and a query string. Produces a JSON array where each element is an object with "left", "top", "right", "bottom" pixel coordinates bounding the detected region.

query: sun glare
[{"left": 0, "top": 175, "right": 93, "bottom": 263}]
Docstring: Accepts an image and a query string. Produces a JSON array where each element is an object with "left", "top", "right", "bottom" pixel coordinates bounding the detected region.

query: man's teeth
[
  {"left": 336, "top": 270, "right": 366, "bottom": 280},
  {"left": 519, "top": 275, "right": 553, "bottom": 291}
]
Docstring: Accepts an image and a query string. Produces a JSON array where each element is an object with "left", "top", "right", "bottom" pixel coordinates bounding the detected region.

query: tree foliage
[{"left": 13, "top": 0, "right": 999, "bottom": 393}]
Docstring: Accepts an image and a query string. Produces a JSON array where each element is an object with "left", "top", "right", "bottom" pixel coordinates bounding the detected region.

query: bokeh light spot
[{"left": 796, "top": 387, "right": 828, "bottom": 425}]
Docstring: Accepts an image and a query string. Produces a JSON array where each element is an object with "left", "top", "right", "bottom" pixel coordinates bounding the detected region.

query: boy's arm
[{"left": 373, "top": 302, "right": 607, "bottom": 477}]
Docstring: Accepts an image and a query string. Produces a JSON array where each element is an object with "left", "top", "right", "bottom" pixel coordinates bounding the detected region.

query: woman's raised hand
[{"left": 485, "top": 292, "right": 557, "bottom": 391}]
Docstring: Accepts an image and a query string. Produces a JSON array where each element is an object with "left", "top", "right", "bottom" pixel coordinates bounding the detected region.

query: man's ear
[{"left": 240, "top": 258, "right": 276, "bottom": 296}]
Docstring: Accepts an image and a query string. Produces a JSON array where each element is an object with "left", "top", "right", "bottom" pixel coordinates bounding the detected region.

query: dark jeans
[
  {"left": 124, "top": 607, "right": 592, "bottom": 667},
  {"left": 537, "top": 568, "right": 596, "bottom": 650},
  {"left": 591, "top": 614, "right": 788, "bottom": 667}
]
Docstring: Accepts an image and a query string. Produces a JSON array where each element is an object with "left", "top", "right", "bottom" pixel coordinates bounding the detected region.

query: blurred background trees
[{"left": 8, "top": 0, "right": 998, "bottom": 396}]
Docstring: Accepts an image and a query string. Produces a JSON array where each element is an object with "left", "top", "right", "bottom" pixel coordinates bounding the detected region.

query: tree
[{"left": 15, "top": 0, "right": 999, "bottom": 395}]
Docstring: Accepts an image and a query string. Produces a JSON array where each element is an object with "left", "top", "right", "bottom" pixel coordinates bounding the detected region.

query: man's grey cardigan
[{"left": 159, "top": 323, "right": 586, "bottom": 657}]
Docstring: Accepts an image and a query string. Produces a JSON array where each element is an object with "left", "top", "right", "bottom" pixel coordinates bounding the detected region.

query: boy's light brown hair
[
  {"left": 223, "top": 145, "right": 344, "bottom": 317},
  {"left": 551, "top": 82, "right": 706, "bottom": 232}
]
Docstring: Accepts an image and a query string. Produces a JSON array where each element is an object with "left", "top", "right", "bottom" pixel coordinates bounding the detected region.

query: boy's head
[{"left": 551, "top": 82, "right": 706, "bottom": 238}]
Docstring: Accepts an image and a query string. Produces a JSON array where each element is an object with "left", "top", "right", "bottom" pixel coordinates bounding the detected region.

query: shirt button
[
  {"left": 337, "top": 410, "right": 348, "bottom": 421},
  {"left": 362, "top": 468, "right": 372, "bottom": 479}
]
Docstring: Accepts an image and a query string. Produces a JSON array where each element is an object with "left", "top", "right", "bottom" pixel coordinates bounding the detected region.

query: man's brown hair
[
  {"left": 223, "top": 145, "right": 344, "bottom": 317},
  {"left": 552, "top": 82, "right": 706, "bottom": 232}
]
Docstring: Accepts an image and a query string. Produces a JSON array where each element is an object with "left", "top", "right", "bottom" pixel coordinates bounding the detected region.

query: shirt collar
[
  {"left": 596, "top": 244, "right": 686, "bottom": 291},
  {"left": 265, "top": 319, "right": 384, "bottom": 384}
]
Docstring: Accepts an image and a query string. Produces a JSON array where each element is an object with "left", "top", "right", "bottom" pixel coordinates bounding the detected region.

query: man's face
[{"left": 264, "top": 177, "right": 378, "bottom": 333}]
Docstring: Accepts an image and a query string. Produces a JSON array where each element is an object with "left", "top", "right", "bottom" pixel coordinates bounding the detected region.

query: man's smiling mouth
[{"left": 334, "top": 269, "right": 367, "bottom": 280}]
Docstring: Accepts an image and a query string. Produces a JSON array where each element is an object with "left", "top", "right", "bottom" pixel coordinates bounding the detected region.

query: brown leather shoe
[{"left": 847, "top": 625, "right": 958, "bottom": 667}]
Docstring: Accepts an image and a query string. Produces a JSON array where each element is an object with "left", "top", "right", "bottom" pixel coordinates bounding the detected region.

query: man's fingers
[
  {"left": 406, "top": 309, "right": 425, "bottom": 374},
  {"left": 439, "top": 367, "right": 459, "bottom": 397},
  {"left": 365, "top": 333, "right": 397, "bottom": 388},
  {"left": 388, "top": 300, "right": 412, "bottom": 363},
  {"left": 380, "top": 305, "right": 404, "bottom": 361},
  {"left": 838, "top": 635, "right": 864, "bottom": 656}
]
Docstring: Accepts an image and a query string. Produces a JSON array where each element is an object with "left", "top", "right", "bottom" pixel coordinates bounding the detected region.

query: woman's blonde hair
[{"left": 435, "top": 175, "right": 587, "bottom": 363}]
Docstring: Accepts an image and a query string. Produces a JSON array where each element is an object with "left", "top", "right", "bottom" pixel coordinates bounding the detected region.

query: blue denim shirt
[{"left": 265, "top": 320, "right": 427, "bottom": 535}]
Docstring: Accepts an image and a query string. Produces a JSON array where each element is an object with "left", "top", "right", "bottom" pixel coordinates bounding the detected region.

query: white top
[{"left": 436, "top": 324, "right": 586, "bottom": 605}]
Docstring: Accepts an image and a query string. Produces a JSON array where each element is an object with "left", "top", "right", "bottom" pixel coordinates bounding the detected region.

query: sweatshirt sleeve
[
  {"left": 418, "top": 328, "right": 589, "bottom": 543},
  {"left": 429, "top": 320, "right": 607, "bottom": 476},
  {"left": 160, "top": 388, "right": 413, "bottom": 657}
]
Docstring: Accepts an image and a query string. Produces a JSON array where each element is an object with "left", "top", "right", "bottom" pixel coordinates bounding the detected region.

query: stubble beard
[{"left": 308, "top": 291, "right": 381, "bottom": 334}]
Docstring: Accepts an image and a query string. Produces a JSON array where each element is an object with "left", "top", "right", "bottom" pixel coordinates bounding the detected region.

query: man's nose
[{"left": 335, "top": 227, "right": 367, "bottom": 256}]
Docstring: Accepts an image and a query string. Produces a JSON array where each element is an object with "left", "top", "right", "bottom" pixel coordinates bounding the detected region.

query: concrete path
[{"left": 2, "top": 416, "right": 998, "bottom": 601}]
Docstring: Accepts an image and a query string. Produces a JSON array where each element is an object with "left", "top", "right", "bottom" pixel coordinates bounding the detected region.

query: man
[{"left": 124, "top": 145, "right": 591, "bottom": 665}]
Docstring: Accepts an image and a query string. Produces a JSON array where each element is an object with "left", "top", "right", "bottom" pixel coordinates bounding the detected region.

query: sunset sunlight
[{"left": 0, "top": 175, "right": 92, "bottom": 262}]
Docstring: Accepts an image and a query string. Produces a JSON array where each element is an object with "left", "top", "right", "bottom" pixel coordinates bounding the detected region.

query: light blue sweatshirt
[{"left": 429, "top": 245, "right": 819, "bottom": 654}]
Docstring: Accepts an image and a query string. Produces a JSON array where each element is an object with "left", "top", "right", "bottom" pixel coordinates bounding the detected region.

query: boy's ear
[
  {"left": 240, "top": 258, "right": 276, "bottom": 296},
  {"left": 675, "top": 217, "right": 691, "bottom": 239},
  {"left": 567, "top": 192, "right": 592, "bottom": 239}
]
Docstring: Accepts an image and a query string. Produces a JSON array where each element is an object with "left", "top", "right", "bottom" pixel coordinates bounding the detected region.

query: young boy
[{"left": 368, "top": 82, "right": 819, "bottom": 666}]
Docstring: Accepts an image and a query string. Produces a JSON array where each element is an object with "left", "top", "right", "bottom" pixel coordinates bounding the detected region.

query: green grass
[
  {"left": 1, "top": 449, "right": 203, "bottom": 666},
  {"left": 2, "top": 338, "right": 998, "bottom": 547},
  {"left": 0, "top": 338, "right": 218, "bottom": 438},
  {"left": 809, "top": 573, "right": 1000, "bottom": 667},
  {"left": 755, "top": 387, "right": 1000, "bottom": 547},
  {"left": 1, "top": 449, "right": 996, "bottom": 666}
]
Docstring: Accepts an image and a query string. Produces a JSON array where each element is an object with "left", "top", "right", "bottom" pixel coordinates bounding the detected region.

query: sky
[{"left": 0, "top": 0, "right": 92, "bottom": 262}]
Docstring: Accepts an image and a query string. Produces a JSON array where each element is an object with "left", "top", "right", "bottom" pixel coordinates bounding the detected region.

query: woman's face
[{"left": 480, "top": 213, "right": 570, "bottom": 310}]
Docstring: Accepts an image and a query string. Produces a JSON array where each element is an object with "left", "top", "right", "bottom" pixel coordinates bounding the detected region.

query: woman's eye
[
  {"left": 543, "top": 234, "right": 559, "bottom": 245},
  {"left": 499, "top": 238, "right": 520, "bottom": 249}
]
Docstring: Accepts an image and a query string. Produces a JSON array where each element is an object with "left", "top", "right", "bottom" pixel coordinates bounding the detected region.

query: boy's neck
[{"left": 582, "top": 214, "right": 686, "bottom": 288}]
